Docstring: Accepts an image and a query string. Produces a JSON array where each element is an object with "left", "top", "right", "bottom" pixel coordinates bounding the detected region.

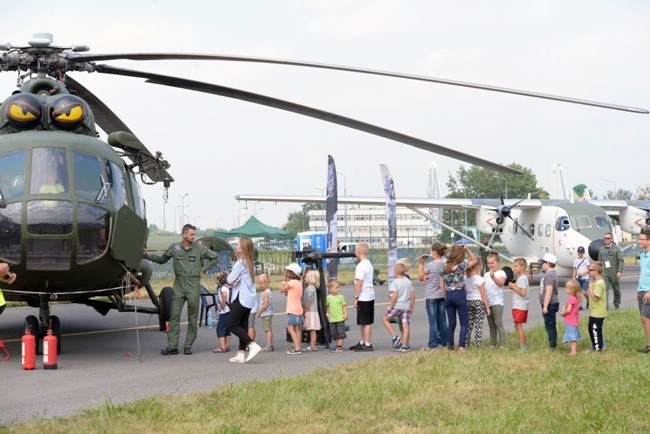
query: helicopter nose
[{"left": 588, "top": 239, "right": 604, "bottom": 261}]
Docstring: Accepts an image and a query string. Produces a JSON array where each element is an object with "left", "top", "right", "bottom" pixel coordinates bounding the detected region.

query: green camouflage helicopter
[{"left": 0, "top": 33, "right": 645, "bottom": 354}]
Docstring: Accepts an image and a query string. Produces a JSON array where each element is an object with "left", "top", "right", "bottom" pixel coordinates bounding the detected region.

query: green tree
[
  {"left": 604, "top": 188, "right": 633, "bottom": 200},
  {"left": 282, "top": 203, "right": 321, "bottom": 237},
  {"left": 439, "top": 163, "right": 548, "bottom": 243},
  {"left": 636, "top": 185, "right": 650, "bottom": 200}
]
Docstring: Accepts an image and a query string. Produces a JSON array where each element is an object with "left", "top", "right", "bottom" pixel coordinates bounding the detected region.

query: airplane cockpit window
[
  {"left": 594, "top": 216, "right": 610, "bottom": 228},
  {"left": 571, "top": 215, "right": 592, "bottom": 229},
  {"left": 105, "top": 160, "right": 127, "bottom": 210},
  {"left": 0, "top": 150, "right": 26, "bottom": 201},
  {"left": 30, "top": 147, "right": 69, "bottom": 195},
  {"left": 555, "top": 216, "right": 571, "bottom": 231},
  {"left": 73, "top": 152, "right": 103, "bottom": 202},
  {"left": 0, "top": 202, "right": 22, "bottom": 263}
]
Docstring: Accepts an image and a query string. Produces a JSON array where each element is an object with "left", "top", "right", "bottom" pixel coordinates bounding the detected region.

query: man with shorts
[
  {"left": 636, "top": 228, "right": 650, "bottom": 353},
  {"left": 350, "top": 242, "right": 375, "bottom": 352}
]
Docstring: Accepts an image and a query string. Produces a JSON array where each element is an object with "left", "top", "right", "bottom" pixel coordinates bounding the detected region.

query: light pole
[
  {"left": 173, "top": 205, "right": 181, "bottom": 233},
  {"left": 337, "top": 171, "right": 348, "bottom": 242},
  {"left": 493, "top": 175, "right": 507, "bottom": 199},
  {"left": 179, "top": 193, "right": 189, "bottom": 230},
  {"left": 602, "top": 179, "right": 617, "bottom": 198}
]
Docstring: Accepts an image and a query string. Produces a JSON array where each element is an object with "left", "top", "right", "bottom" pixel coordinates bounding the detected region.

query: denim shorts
[
  {"left": 638, "top": 291, "right": 650, "bottom": 319},
  {"left": 287, "top": 313, "right": 304, "bottom": 326},
  {"left": 562, "top": 324, "right": 581, "bottom": 343}
]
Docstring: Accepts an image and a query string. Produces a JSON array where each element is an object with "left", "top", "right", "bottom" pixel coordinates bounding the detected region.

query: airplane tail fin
[
  {"left": 572, "top": 184, "right": 591, "bottom": 202},
  {"left": 427, "top": 161, "right": 442, "bottom": 232},
  {"left": 551, "top": 164, "right": 570, "bottom": 201}
]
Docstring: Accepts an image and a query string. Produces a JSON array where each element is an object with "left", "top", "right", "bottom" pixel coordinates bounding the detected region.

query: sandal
[{"left": 213, "top": 347, "right": 228, "bottom": 353}]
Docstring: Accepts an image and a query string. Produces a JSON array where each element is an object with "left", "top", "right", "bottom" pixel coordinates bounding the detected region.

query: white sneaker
[
  {"left": 229, "top": 352, "right": 246, "bottom": 363},
  {"left": 245, "top": 342, "right": 262, "bottom": 362}
]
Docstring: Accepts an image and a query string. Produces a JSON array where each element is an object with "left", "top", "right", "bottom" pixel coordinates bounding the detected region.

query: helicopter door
[{"left": 110, "top": 205, "right": 147, "bottom": 269}]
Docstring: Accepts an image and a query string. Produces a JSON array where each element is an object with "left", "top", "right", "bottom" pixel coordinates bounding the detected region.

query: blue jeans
[
  {"left": 542, "top": 302, "right": 559, "bottom": 348},
  {"left": 445, "top": 290, "right": 468, "bottom": 349},
  {"left": 425, "top": 298, "right": 447, "bottom": 348}
]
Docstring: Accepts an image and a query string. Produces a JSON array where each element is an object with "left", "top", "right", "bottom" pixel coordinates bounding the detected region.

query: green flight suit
[
  {"left": 597, "top": 244, "right": 624, "bottom": 308},
  {"left": 145, "top": 242, "right": 219, "bottom": 350}
]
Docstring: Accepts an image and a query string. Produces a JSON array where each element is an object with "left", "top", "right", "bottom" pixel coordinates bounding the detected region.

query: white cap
[
  {"left": 541, "top": 253, "right": 558, "bottom": 265},
  {"left": 285, "top": 263, "right": 302, "bottom": 276}
]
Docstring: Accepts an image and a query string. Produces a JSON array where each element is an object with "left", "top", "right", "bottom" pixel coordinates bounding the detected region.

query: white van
[{"left": 338, "top": 242, "right": 357, "bottom": 264}]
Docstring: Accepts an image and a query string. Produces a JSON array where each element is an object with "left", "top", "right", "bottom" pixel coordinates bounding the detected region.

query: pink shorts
[{"left": 512, "top": 308, "right": 528, "bottom": 324}]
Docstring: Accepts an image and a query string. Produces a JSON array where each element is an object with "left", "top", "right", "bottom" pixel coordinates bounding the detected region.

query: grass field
[{"left": 4, "top": 309, "right": 649, "bottom": 433}]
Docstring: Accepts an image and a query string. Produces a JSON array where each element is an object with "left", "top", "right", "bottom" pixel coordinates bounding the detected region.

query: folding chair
[{"left": 199, "top": 285, "right": 218, "bottom": 327}]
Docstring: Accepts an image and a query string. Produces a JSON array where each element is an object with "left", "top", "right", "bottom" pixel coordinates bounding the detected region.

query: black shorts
[{"left": 356, "top": 300, "right": 375, "bottom": 325}]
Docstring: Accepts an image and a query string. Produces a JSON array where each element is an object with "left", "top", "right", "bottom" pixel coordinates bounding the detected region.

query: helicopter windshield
[
  {"left": 30, "top": 148, "right": 69, "bottom": 195},
  {"left": 0, "top": 150, "right": 26, "bottom": 201},
  {"left": 0, "top": 203, "right": 22, "bottom": 263}
]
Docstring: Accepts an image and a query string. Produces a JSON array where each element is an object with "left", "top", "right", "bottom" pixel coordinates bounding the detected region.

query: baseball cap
[
  {"left": 285, "top": 263, "right": 302, "bottom": 276},
  {"left": 540, "top": 253, "right": 558, "bottom": 265},
  {"left": 577, "top": 246, "right": 585, "bottom": 253}
]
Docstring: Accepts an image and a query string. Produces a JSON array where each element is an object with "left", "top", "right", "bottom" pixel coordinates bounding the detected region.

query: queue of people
[{"left": 140, "top": 230, "right": 650, "bottom": 362}]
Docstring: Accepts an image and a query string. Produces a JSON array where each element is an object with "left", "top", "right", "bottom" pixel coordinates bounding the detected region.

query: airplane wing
[
  {"left": 589, "top": 199, "right": 650, "bottom": 211},
  {"left": 235, "top": 194, "right": 544, "bottom": 210}
]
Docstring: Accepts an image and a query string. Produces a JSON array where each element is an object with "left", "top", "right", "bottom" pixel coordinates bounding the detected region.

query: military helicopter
[{"left": 0, "top": 33, "right": 645, "bottom": 353}]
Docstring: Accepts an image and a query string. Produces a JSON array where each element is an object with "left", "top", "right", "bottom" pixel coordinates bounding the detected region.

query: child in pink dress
[{"left": 561, "top": 279, "right": 582, "bottom": 356}]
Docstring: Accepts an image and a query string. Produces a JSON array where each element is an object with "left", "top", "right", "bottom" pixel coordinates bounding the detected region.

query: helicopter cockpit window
[
  {"left": 129, "top": 171, "right": 145, "bottom": 218},
  {"left": 72, "top": 152, "right": 103, "bottom": 202},
  {"left": 0, "top": 150, "right": 26, "bottom": 201},
  {"left": 3, "top": 93, "right": 42, "bottom": 129},
  {"left": 77, "top": 204, "right": 110, "bottom": 264},
  {"left": 0, "top": 202, "right": 22, "bottom": 263},
  {"left": 30, "top": 148, "right": 69, "bottom": 195},
  {"left": 105, "top": 161, "right": 127, "bottom": 210},
  {"left": 27, "top": 200, "right": 73, "bottom": 235},
  {"left": 555, "top": 216, "right": 571, "bottom": 232}
]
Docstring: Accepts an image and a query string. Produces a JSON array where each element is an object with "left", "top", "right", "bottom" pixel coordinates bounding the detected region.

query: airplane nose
[{"left": 588, "top": 239, "right": 604, "bottom": 261}]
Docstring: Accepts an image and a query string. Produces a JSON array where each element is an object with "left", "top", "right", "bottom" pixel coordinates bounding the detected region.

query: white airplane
[{"left": 235, "top": 191, "right": 650, "bottom": 278}]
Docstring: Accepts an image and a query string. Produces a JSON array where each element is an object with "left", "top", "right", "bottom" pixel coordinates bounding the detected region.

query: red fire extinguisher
[
  {"left": 22, "top": 327, "right": 36, "bottom": 370},
  {"left": 43, "top": 328, "right": 58, "bottom": 370}
]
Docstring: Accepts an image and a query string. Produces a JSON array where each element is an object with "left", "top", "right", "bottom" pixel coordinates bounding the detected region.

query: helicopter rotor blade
[
  {"left": 69, "top": 53, "right": 649, "bottom": 114},
  {"left": 93, "top": 64, "right": 521, "bottom": 175},
  {"left": 65, "top": 75, "right": 133, "bottom": 134},
  {"left": 65, "top": 75, "right": 174, "bottom": 183}
]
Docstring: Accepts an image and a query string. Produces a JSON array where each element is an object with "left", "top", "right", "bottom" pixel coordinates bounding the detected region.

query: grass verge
[{"left": 4, "top": 310, "right": 650, "bottom": 433}]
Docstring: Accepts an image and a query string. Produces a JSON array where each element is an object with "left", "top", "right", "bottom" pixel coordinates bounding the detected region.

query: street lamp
[
  {"left": 179, "top": 193, "right": 189, "bottom": 230},
  {"left": 337, "top": 171, "right": 348, "bottom": 242},
  {"left": 173, "top": 205, "right": 181, "bottom": 233},
  {"left": 493, "top": 175, "right": 507, "bottom": 199},
  {"left": 602, "top": 179, "right": 617, "bottom": 198}
]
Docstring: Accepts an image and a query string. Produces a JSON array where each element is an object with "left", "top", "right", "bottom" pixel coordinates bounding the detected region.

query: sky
[{"left": 1, "top": 1, "right": 649, "bottom": 231}]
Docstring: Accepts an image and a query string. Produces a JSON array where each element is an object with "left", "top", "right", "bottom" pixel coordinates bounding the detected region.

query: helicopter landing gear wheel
[
  {"left": 49, "top": 315, "right": 62, "bottom": 355},
  {"left": 158, "top": 287, "right": 173, "bottom": 331},
  {"left": 24, "top": 315, "right": 40, "bottom": 355}
]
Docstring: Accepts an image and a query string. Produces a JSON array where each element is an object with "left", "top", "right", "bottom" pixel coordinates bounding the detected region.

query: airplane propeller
[{"left": 495, "top": 197, "right": 534, "bottom": 239}]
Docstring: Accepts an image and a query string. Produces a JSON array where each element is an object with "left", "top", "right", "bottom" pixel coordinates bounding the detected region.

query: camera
[{"left": 419, "top": 254, "right": 430, "bottom": 260}]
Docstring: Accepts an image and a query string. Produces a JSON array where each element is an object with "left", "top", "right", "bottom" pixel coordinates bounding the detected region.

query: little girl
[
  {"left": 255, "top": 274, "right": 274, "bottom": 352},
  {"left": 213, "top": 272, "right": 231, "bottom": 353},
  {"left": 465, "top": 262, "right": 490, "bottom": 348},
  {"left": 302, "top": 270, "right": 322, "bottom": 351},
  {"left": 484, "top": 252, "right": 507, "bottom": 348},
  {"left": 279, "top": 263, "right": 304, "bottom": 355},
  {"left": 561, "top": 279, "right": 582, "bottom": 356}
]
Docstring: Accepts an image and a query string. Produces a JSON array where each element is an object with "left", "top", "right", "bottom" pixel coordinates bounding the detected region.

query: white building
[{"left": 308, "top": 207, "right": 440, "bottom": 247}]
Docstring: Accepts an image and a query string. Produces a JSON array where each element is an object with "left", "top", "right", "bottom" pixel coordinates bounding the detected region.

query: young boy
[
  {"left": 382, "top": 261, "right": 415, "bottom": 352},
  {"left": 351, "top": 242, "right": 375, "bottom": 352},
  {"left": 255, "top": 274, "right": 274, "bottom": 352},
  {"left": 587, "top": 261, "right": 607, "bottom": 351},
  {"left": 508, "top": 258, "right": 529, "bottom": 350},
  {"left": 326, "top": 280, "right": 348, "bottom": 352}
]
